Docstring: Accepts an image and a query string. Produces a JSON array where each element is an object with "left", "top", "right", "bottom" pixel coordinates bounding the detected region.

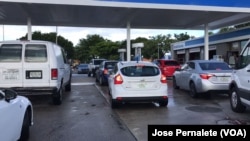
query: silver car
[{"left": 173, "top": 60, "right": 233, "bottom": 98}]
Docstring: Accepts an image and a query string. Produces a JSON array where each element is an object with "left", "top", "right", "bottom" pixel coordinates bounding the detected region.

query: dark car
[
  {"left": 77, "top": 64, "right": 89, "bottom": 74},
  {"left": 155, "top": 59, "right": 181, "bottom": 77},
  {"left": 95, "top": 60, "right": 118, "bottom": 85}
]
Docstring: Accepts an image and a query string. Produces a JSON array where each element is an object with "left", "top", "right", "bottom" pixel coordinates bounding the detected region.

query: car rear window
[
  {"left": 94, "top": 59, "right": 106, "bottom": 65},
  {"left": 79, "top": 64, "right": 88, "bottom": 67},
  {"left": 105, "top": 62, "right": 118, "bottom": 69},
  {"left": 121, "top": 66, "right": 160, "bottom": 77},
  {"left": 25, "top": 44, "right": 47, "bottom": 62},
  {"left": 164, "top": 61, "right": 179, "bottom": 66},
  {"left": 0, "top": 44, "right": 22, "bottom": 62},
  {"left": 199, "top": 62, "right": 232, "bottom": 70}
]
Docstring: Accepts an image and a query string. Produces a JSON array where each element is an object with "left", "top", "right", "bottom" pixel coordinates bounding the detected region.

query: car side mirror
[{"left": 4, "top": 89, "right": 17, "bottom": 102}]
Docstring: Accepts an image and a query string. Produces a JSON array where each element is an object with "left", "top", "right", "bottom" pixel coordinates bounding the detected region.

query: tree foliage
[{"left": 18, "top": 30, "right": 196, "bottom": 61}]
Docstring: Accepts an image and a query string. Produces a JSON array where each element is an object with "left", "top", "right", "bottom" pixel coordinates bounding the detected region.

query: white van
[
  {"left": 229, "top": 39, "right": 250, "bottom": 112},
  {"left": 0, "top": 40, "right": 72, "bottom": 105}
]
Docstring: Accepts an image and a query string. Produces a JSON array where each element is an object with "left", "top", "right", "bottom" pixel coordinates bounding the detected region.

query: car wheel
[
  {"left": 111, "top": 99, "right": 119, "bottom": 109},
  {"left": 99, "top": 76, "right": 104, "bottom": 86},
  {"left": 159, "top": 100, "right": 168, "bottom": 107},
  {"left": 95, "top": 76, "right": 99, "bottom": 82},
  {"left": 19, "top": 110, "right": 30, "bottom": 141},
  {"left": 88, "top": 72, "right": 91, "bottom": 77},
  {"left": 53, "top": 87, "right": 62, "bottom": 105},
  {"left": 230, "top": 86, "right": 246, "bottom": 113},
  {"left": 173, "top": 77, "right": 179, "bottom": 89},
  {"left": 189, "top": 82, "right": 198, "bottom": 98},
  {"left": 65, "top": 78, "right": 71, "bottom": 92}
]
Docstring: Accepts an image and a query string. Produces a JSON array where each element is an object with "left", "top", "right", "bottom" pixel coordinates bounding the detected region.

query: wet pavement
[
  {"left": 28, "top": 75, "right": 137, "bottom": 141},
  {"left": 27, "top": 73, "right": 250, "bottom": 141}
]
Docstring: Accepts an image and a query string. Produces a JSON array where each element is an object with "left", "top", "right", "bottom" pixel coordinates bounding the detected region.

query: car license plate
[
  {"left": 3, "top": 69, "right": 19, "bottom": 80},
  {"left": 26, "top": 71, "right": 42, "bottom": 79},
  {"left": 220, "top": 77, "right": 229, "bottom": 82}
]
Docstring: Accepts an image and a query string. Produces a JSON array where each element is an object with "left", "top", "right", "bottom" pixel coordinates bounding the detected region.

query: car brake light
[
  {"left": 200, "top": 74, "right": 214, "bottom": 79},
  {"left": 161, "top": 74, "right": 167, "bottom": 83},
  {"left": 103, "top": 69, "right": 109, "bottom": 75},
  {"left": 51, "top": 69, "right": 58, "bottom": 80},
  {"left": 114, "top": 74, "right": 123, "bottom": 84}
]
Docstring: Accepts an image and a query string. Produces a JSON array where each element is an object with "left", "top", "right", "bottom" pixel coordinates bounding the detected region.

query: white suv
[
  {"left": 108, "top": 61, "right": 168, "bottom": 108},
  {"left": 229, "top": 39, "right": 250, "bottom": 113},
  {"left": 0, "top": 40, "right": 72, "bottom": 105}
]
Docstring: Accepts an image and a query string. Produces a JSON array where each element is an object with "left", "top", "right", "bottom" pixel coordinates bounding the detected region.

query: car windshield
[
  {"left": 121, "top": 66, "right": 160, "bottom": 77},
  {"left": 164, "top": 61, "right": 179, "bottom": 66},
  {"left": 199, "top": 62, "right": 232, "bottom": 70}
]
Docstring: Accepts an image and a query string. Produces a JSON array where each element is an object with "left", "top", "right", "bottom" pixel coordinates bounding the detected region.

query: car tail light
[
  {"left": 161, "top": 74, "right": 167, "bottom": 83},
  {"left": 51, "top": 69, "right": 58, "bottom": 80},
  {"left": 200, "top": 74, "right": 214, "bottom": 79},
  {"left": 116, "top": 97, "right": 122, "bottom": 101},
  {"left": 103, "top": 69, "right": 109, "bottom": 75},
  {"left": 114, "top": 74, "right": 123, "bottom": 84}
]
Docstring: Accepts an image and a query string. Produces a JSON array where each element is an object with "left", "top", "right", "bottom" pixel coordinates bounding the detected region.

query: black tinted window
[
  {"left": 121, "top": 66, "right": 160, "bottom": 77},
  {"left": 164, "top": 61, "right": 179, "bottom": 66},
  {"left": 199, "top": 62, "right": 232, "bottom": 70},
  {"left": 94, "top": 59, "right": 105, "bottom": 65},
  {"left": 105, "top": 62, "right": 118, "bottom": 69}
]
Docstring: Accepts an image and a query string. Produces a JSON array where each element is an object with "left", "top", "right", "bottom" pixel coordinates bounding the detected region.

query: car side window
[
  {"left": 189, "top": 62, "right": 195, "bottom": 69},
  {"left": 240, "top": 44, "right": 250, "bottom": 69}
]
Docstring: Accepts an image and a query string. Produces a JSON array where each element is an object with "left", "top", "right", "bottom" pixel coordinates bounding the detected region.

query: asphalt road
[{"left": 27, "top": 72, "right": 250, "bottom": 141}]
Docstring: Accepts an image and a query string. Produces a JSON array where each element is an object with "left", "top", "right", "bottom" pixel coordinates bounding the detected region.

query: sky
[{"left": 0, "top": 25, "right": 206, "bottom": 46}]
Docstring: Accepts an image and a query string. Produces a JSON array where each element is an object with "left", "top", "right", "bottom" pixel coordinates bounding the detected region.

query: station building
[{"left": 171, "top": 27, "right": 250, "bottom": 66}]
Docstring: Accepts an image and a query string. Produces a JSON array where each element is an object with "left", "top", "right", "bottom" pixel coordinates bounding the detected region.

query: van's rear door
[
  {"left": 23, "top": 43, "right": 50, "bottom": 87},
  {"left": 0, "top": 44, "right": 23, "bottom": 87}
]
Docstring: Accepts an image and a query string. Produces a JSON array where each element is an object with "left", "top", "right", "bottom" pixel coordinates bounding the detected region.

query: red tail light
[
  {"left": 161, "top": 74, "right": 167, "bottom": 83},
  {"left": 103, "top": 69, "right": 109, "bottom": 75},
  {"left": 114, "top": 74, "right": 123, "bottom": 84},
  {"left": 200, "top": 74, "right": 214, "bottom": 79},
  {"left": 51, "top": 69, "right": 58, "bottom": 80}
]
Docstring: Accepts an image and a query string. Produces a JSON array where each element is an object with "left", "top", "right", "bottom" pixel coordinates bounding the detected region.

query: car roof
[
  {"left": 188, "top": 60, "right": 227, "bottom": 63},
  {"left": 118, "top": 61, "right": 157, "bottom": 67},
  {"left": 157, "top": 59, "right": 177, "bottom": 61}
]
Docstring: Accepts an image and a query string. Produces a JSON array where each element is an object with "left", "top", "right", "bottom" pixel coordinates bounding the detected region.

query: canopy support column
[
  {"left": 27, "top": 18, "right": 32, "bottom": 40},
  {"left": 204, "top": 24, "right": 209, "bottom": 60},
  {"left": 126, "top": 22, "right": 131, "bottom": 61}
]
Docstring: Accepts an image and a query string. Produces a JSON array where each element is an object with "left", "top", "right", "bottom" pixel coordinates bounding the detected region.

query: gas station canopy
[{"left": 0, "top": 0, "right": 250, "bottom": 30}]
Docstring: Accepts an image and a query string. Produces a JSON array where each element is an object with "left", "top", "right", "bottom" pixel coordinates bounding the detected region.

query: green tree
[{"left": 174, "top": 32, "right": 191, "bottom": 41}]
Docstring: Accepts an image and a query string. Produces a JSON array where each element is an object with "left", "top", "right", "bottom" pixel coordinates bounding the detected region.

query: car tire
[
  {"left": 159, "top": 100, "right": 168, "bottom": 107},
  {"left": 95, "top": 76, "right": 99, "bottom": 82},
  {"left": 230, "top": 86, "right": 246, "bottom": 113},
  {"left": 173, "top": 77, "right": 179, "bottom": 89},
  {"left": 53, "top": 87, "right": 62, "bottom": 105},
  {"left": 65, "top": 78, "right": 71, "bottom": 92},
  {"left": 99, "top": 76, "right": 104, "bottom": 86},
  {"left": 88, "top": 72, "right": 91, "bottom": 77},
  {"left": 111, "top": 98, "right": 118, "bottom": 109},
  {"left": 189, "top": 82, "right": 198, "bottom": 98},
  {"left": 19, "top": 110, "right": 30, "bottom": 141}
]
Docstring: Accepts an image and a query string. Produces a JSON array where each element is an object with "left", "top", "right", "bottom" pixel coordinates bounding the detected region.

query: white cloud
[{"left": 0, "top": 25, "right": 205, "bottom": 46}]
